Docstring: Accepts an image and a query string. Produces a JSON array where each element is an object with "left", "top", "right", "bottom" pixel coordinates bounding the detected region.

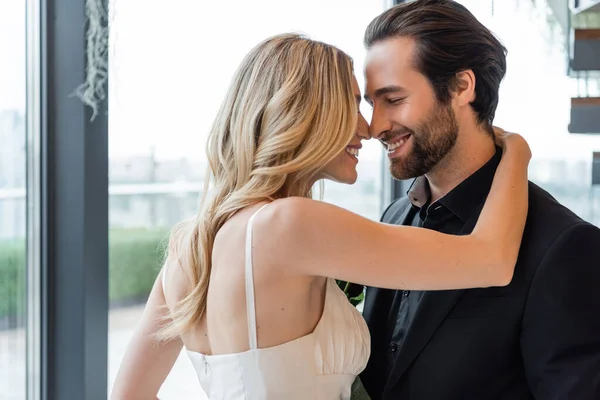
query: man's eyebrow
[{"left": 373, "top": 85, "right": 405, "bottom": 98}]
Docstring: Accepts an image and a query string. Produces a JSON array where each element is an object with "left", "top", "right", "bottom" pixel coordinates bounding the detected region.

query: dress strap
[
  {"left": 245, "top": 203, "right": 270, "bottom": 350},
  {"left": 161, "top": 264, "right": 167, "bottom": 296}
]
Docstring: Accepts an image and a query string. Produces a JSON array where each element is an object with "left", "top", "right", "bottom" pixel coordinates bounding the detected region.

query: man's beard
[{"left": 388, "top": 102, "right": 459, "bottom": 180}]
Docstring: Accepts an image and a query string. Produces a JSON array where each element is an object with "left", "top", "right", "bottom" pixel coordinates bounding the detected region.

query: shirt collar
[{"left": 406, "top": 147, "right": 502, "bottom": 222}]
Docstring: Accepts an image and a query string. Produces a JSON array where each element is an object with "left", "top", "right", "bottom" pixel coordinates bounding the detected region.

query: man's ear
[{"left": 454, "top": 70, "right": 476, "bottom": 107}]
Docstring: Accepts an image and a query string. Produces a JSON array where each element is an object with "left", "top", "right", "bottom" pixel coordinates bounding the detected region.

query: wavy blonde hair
[{"left": 158, "top": 33, "right": 357, "bottom": 340}]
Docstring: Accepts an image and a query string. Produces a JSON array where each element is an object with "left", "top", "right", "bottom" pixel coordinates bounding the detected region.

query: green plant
[
  {"left": 336, "top": 280, "right": 365, "bottom": 307},
  {"left": 0, "top": 229, "right": 169, "bottom": 320},
  {"left": 0, "top": 239, "right": 26, "bottom": 319},
  {"left": 351, "top": 376, "right": 372, "bottom": 400},
  {"left": 108, "top": 228, "right": 169, "bottom": 304}
]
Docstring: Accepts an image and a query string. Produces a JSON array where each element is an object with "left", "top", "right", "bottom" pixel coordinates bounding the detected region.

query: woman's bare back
[{"left": 163, "top": 203, "right": 327, "bottom": 356}]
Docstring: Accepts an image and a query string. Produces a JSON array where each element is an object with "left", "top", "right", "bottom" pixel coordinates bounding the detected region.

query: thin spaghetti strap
[
  {"left": 161, "top": 264, "right": 167, "bottom": 296},
  {"left": 245, "top": 203, "right": 270, "bottom": 350}
]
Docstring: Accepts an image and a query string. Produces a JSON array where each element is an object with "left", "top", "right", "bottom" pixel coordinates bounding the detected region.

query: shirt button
[
  {"left": 403, "top": 290, "right": 409, "bottom": 298},
  {"left": 390, "top": 343, "right": 398, "bottom": 352}
]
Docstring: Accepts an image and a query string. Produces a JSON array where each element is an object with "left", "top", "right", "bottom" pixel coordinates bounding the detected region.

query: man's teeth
[
  {"left": 387, "top": 136, "right": 409, "bottom": 152},
  {"left": 345, "top": 147, "right": 359, "bottom": 157}
]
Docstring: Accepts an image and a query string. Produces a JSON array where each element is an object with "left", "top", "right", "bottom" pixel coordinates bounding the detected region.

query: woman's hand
[{"left": 493, "top": 126, "right": 532, "bottom": 164}]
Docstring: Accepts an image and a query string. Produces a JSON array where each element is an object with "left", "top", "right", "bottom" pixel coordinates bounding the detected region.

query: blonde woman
[{"left": 111, "top": 33, "right": 530, "bottom": 400}]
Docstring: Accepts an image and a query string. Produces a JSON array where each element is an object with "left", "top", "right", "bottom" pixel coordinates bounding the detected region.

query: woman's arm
[
  {"left": 263, "top": 131, "right": 530, "bottom": 290},
  {"left": 110, "top": 269, "right": 182, "bottom": 400}
]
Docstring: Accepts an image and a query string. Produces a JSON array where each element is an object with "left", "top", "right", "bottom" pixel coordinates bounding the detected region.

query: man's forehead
[
  {"left": 364, "top": 40, "right": 419, "bottom": 94},
  {"left": 365, "top": 36, "right": 416, "bottom": 66},
  {"left": 364, "top": 41, "right": 419, "bottom": 96}
]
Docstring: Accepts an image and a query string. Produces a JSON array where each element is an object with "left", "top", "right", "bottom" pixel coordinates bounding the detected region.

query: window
[
  {"left": 458, "top": 0, "right": 600, "bottom": 225},
  {"left": 0, "top": 1, "right": 27, "bottom": 398},
  {"left": 107, "top": 1, "right": 387, "bottom": 397}
]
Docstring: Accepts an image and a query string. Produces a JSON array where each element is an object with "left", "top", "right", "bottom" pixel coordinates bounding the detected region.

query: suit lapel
[
  {"left": 383, "top": 212, "right": 480, "bottom": 395},
  {"left": 383, "top": 289, "right": 466, "bottom": 395}
]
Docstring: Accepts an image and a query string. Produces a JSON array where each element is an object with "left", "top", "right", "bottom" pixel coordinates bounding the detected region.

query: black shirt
[{"left": 384, "top": 148, "right": 502, "bottom": 376}]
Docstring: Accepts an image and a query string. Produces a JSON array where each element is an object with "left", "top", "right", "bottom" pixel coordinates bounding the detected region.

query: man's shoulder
[
  {"left": 523, "top": 181, "right": 600, "bottom": 258},
  {"left": 381, "top": 196, "right": 413, "bottom": 223},
  {"left": 526, "top": 181, "right": 587, "bottom": 230}
]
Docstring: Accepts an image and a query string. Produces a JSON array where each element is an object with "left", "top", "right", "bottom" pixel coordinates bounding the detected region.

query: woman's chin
[
  {"left": 345, "top": 173, "right": 358, "bottom": 185},
  {"left": 318, "top": 168, "right": 358, "bottom": 185},
  {"left": 334, "top": 170, "right": 358, "bottom": 185}
]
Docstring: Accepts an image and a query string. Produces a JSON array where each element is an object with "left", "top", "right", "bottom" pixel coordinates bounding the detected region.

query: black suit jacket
[{"left": 360, "top": 182, "right": 600, "bottom": 400}]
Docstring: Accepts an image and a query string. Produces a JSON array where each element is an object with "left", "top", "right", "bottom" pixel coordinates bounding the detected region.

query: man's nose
[{"left": 369, "top": 106, "right": 390, "bottom": 140}]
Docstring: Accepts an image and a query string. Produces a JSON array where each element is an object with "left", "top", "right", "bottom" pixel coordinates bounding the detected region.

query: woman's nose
[{"left": 356, "top": 113, "right": 370, "bottom": 140}]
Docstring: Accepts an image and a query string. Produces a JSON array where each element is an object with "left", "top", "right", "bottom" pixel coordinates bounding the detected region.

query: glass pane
[
  {"left": 456, "top": 0, "right": 600, "bottom": 226},
  {"left": 107, "top": 0, "right": 385, "bottom": 398},
  {"left": 0, "top": 0, "right": 27, "bottom": 399}
]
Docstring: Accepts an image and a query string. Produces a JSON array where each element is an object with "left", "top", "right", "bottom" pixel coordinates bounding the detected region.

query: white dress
[{"left": 164, "top": 204, "right": 371, "bottom": 399}]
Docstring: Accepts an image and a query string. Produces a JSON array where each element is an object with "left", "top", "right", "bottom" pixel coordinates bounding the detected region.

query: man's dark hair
[{"left": 364, "top": 0, "right": 507, "bottom": 127}]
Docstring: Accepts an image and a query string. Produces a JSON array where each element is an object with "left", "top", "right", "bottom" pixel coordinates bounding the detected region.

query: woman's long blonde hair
[{"left": 158, "top": 33, "right": 357, "bottom": 339}]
